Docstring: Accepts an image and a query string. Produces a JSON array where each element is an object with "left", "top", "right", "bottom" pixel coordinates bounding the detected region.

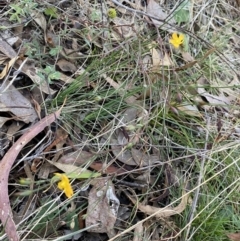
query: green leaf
[
  {"left": 49, "top": 46, "right": 62, "bottom": 56},
  {"left": 44, "top": 7, "right": 58, "bottom": 18},
  {"left": 49, "top": 71, "right": 61, "bottom": 80},
  {"left": 67, "top": 171, "right": 101, "bottom": 179},
  {"left": 174, "top": 0, "right": 190, "bottom": 24},
  {"left": 48, "top": 160, "right": 101, "bottom": 179}
]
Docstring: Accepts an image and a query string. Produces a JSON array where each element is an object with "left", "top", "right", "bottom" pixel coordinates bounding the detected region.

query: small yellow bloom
[
  {"left": 54, "top": 173, "right": 73, "bottom": 198},
  {"left": 107, "top": 8, "right": 117, "bottom": 19},
  {"left": 169, "top": 32, "right": 184, "bottom": 48}
]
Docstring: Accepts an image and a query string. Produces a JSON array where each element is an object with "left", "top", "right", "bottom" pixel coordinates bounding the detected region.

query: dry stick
[{"left": 0, "top": 109, "right": 62, "bottom": 241}]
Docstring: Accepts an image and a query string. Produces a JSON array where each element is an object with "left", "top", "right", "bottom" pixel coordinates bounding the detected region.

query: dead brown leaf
[
  {"left": 197, "top": 78, "right": 232, "bottom": 111},
  {"left": 47, "top": 159, "right": 96, "bottom": 176},
  {"left": 181, "top": 51, "right": 195, "bottom": 62},
  {"left": 146, "top": 0, "right": 175, "bottom": 30},
  {"left": 59, "top": 72, "right": 75, "bottom": 84},
  {"left": 112, "top": 18, "right": 135, "bottom": 39},
  {"left": 6, "top": 121, "right": 25, "bottom": 141},
  {"left": 111, "top": 137, "right": 137, "bottom": 166},
  {"left": 0, "top": 39, "right": 17, "bottom": 58},
  {"left": 58, "top": 149, "right": 98, "bottom": 165},
  {"left": 57, "top": 59, "right": 77, "bottom": 73},
  {"left": 31, "top": 10, "right": 47, "bottom": 32},
  {"left": 30, "top": 10, "right": 47, "bottom": 42},
  {"left": 86, "top": 177, "right": 119, "bottom": 238},
  {"left": 0, "top": 116, "right": 12, "bottom": 128},
  {"left": 133, "top": 223, "right": 144, "bottom": 241},
  {"left": 150, "top": 47, "right": 173, "bottom": 67},
  {"left": 0, "top": 56, "right": 19, "bottom": 79},
  {"left": 124, "top": 189, "right": 189, "bottom": 218},
  {"left": 21, "top": 64, "right": 56, "bottom": 95},
  {"left": 0, "top": 81, "right": 38, "bottom": 123},
  {"left": 89, "top": 162, "right": 130, "bottom": 174},
  {"left": 227, "top": 233, "right": 240, "bottom": 241},
  {"left": 1, "top": 27, "right": 19, "bottom": 46},
  {"left": 131, "top": 148, "right": 163, "bottom": 166},
  {"left": 176, "top": 102, "right": 202, "bottom": 117}
]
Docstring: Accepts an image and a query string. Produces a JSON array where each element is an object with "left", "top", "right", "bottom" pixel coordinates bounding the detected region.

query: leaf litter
[{"left": 0, "top": 0, "right": 240, "bottom": 240}]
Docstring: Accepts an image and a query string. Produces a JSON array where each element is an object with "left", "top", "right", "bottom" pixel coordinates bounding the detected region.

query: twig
[{"left": 0, "top": 109, "right": 62, "bottom": 241}]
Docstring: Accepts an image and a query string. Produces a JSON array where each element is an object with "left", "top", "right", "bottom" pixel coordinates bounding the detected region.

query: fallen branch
[{"left": 0, "top": 110, "right": 61, "bottom": 241}]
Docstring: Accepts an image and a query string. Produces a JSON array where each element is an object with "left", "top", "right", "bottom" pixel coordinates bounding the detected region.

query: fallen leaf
[
  {"left": 6, "top": 121, "right": 24, "bottom": 141},
  {"left": 227, "top": 233, "right": 240, "bottom": 241},
  {"left": 197, "top": 78, "right": 232, "bottom": 111},
  {"left": 0, "top": 81, "right": 38, "bottom": 123},
  {"left": 51, "top": 127, "right": 68, "bottom": 162},
  {"left": 0, "top": 56, "right": 18, "bottom": 79},
  {"left": 0, "top": 54, "right": 8, "bottom": 65},
  {"left": 161, "top": 52, "right": 174, "bottom": 66},
  {"left": 57, "top": 59, "right": 77, "bottom": 73},
  {"left": 30, "top": 10, "right": 47, "bottom": 42},
  {"left": 86, "top": 177, "right": 119, "bottom": 238},
  {"left": 121, "top": 107, "right": 138, "bottom": 125},
  {"left": 21, "top": 65, "right": 56, "bottom": 95},
  {"left": 142, "top": 54, "right": 152, "bottom": 71},
  {"left": 112, "top": 18, "right": 135, "bottom": 38},
  {"left": 30, "top": 10, "right": 47, "bottom": 32},
  {"left": 1, "top": 29, "right": 19, "bottom": 46},
  {"left": 89, "top": 162, "right": 129, "bottom": 174},
  {"left": 146, "top": 0, "right": 175, "bottom": 30},
  {"left": 176, "top": 102, "right": 202, "bottom": 117},
  {"left": 111, "top": 137, "right": 137, "bottom": 166},
  {"left": 47, "top": 160, "right": 100, "bottom": 178},
  {"left": 124, "top": 189, "right": 189, "bottom": 218},
  {"left": 0, "top": 116, "right": 11, "bottom": 128},
  {"left": 133, "top": 223, "right": 143, "bottom": 241},
  {"left": 131, "top": 148, "right": 163, "bottom": 166},
  {"left": 38, "top": 161, "right": 58, "bottom": 179},
  {"left": 59, "top": 72, "right": 75, "bottom": 84},
  {"left": 58, "top": 150, "right": 98, "bottom": 165},
  {"left": 0, "top": 39, "right": 17, "bottom": 58},
  {"left": 151, "top": 47, "right": 161, "bottom": 66},
  {"left": 181, "top": 51, "right": 195, "bottom": 62}
]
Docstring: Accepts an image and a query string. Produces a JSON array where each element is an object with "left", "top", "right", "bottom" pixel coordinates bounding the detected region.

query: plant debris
[{"left": 0, "top": 0, "right": 239, "bottom": 240}]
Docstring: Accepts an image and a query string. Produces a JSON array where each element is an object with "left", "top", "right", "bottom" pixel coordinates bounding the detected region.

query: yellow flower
[
  {"left": 107, "top": 8, "right": 117, "bottom": 19},
  {"left": 54, "top": 173, "right": 73, "bottom": 198},
  {"left": 169, "top": 32, "right": 184, "bottom": 48}
]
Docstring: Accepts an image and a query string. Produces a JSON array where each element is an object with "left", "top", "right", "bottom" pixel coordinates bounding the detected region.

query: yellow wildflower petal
[
  {"left": 178, "top": 34, "right": 184, "bottom": 43},
  {"left": 54, "top": 173, "right": 73, "bottom": 198},
  {"left": 61, "top": 174, "right": 73, "bottom": 198},
  {"left": 169, "top": 32, "right": 184, "bottom": 48},
  {"left": 57, "top": 181, "right": 64, "bottom": 190},
  {"left": 64, "top": 184, "right": 73, "bottom": 199},
  {"left": 172, "top": 32, "right": 178, "bottom": 40}
]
